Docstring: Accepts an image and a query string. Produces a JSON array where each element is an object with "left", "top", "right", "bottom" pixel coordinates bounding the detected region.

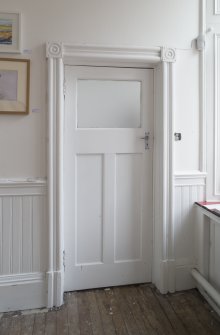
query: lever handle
[
  {"left": 139, "top": 135, "right": 149, "bottom": 140},
  {"left": 138, "top": 132, "right": 150, "bottom": 150}
]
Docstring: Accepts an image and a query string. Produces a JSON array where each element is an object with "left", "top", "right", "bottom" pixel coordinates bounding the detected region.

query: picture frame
[
  {"left": 0, "top": 12, "right": 21, "bottom": 53},
  {"left": 0, "top": 58, "right": 30, "bottom": 115}
]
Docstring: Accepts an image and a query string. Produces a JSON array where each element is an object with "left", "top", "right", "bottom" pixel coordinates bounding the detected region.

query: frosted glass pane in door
[{"left": 77, "top": 80, "right": 141, "bottom": 128}]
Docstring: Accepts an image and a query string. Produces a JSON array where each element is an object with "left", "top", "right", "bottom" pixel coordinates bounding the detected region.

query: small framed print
[
  {"left": 0, "top": 12, "right": 21, "bottom": 53},
  {"left": 0, "top": 58, "right": 30, "bottom": 115}
]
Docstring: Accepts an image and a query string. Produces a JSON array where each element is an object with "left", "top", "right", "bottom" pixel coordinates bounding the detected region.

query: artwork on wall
[
  {"left": 0, "top": 58, "right": 30, "bottom": 114},
  {"left": 0, "top": 12, "right": 21, "bottom": 53}
]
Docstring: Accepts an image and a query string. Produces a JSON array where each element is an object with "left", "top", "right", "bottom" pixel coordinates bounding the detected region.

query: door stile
[{"left": 103, "top": 154, "right": 116, "bottom": 264}]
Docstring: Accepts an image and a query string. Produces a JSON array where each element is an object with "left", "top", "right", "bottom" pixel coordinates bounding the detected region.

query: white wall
[
  {"left": 0, "top": 0, "right": 203, "bottom": 310},
  {"left": 174, "top": 50, "right": 200, "bottom": 172},
  {"left": 0, "top": 0, "right": 200, "bottom": 177}
]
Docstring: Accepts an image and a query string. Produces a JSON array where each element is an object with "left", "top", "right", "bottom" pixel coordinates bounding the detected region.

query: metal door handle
[{"left": 138, "top": 132, "right": 150, "bottom": 150}]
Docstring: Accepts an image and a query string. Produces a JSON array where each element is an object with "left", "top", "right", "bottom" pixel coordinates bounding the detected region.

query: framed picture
[
  {"left": 0, "top": 58, "right": 30, "bottom": 115},
  {"left": 0, "top": 12, "right": 21, "bottom": 53}
]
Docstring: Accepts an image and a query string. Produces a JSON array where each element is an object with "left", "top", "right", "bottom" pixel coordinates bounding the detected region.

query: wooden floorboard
[
  {"left": 20, "top": 314, "right": 35, "bottom": 335},
  {"left": 122, "top": 285, "right": 157, "bottom": 335},
  {"left": 1, "top": 284, "right": 220, "bottom": 335},
  {"left": 95, "top": 289, "right": 117, "bottom": 335},
  {"left": 104, "top": 288, "right": 127, "bottom": 335},
  {"left": 140, "top": 285, "right": 175, "bottom": 335},
  {"left": 33, "top": 313, "right": 46, "bottom": 335},
  {"left": 45, "top": 310, "right": 57, "bottom": 335},
  {"left": 0, "top": 317, "right": 12, "bottom": 335},
  {"left": 185, "top": 290, "right": 220, "bottom": 334},
  {"left": 153, "top": 288, "right": 188, "bottom": 335},
  {"left": 167, "top": 291, "right": 211, "bottom": 335},
  {"left": 66, "top": 292, "right": 80, "bottom": 335},
  {"left": 77, "top": 290, "right": 94, "bottom": 335},
  {"left": 86, "top": 291, "right": 105, "bottom": 335}
]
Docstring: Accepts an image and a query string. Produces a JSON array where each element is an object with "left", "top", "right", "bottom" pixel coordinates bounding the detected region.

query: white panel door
[{"left": 64, "top": 66, "right": 154, "bottom": 291}]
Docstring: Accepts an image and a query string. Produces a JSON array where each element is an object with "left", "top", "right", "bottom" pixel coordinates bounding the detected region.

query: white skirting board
[
  {"left": 0, "top": 273, "right": 46, "bottom": 312},
  {"left": 175, "top": 265, "right": 195, "bottom": 291},
  {"left": 159, "top": 260, "right": 196, "bottom": 292}
]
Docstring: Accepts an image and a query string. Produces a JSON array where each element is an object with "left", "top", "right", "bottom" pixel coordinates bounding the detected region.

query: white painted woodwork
[
  {"left": 0, "top": 180, "right": 47, "bottom": 312},
  {"left": 215, "top": 0, "right": 220, "bottom": 14},
  {"left": 0, "top": 180, "right": 47, "bottom": 275},
  {"left": 191, "top": 268, "right": 220, "bottom": 316},
  {"left": 47, "top": 56, "right": 54, "bottom": 309},
  {"left": 194, "top": 204, "right": 220, "bottom": 294},
  {"left": 0, "top": 272, "right": 46, "bottom": 312},
  {"left": 206, "top": 3, "right": 220, "bottom": 200},
  {"left": 193, "top": 202, "right": 220, "bottom": 316},
  {"left": 115, "top": 154, "right": 143, "bottom": 262},
  {"left": 47, "top": 40, "right": 202, "bottom": 306},
  {"left": 174, "top": 176, "right": 205, "bottom": 263},
  {"left": 214, "top": 34, "right": 220, "bottom": 195},
  {"left": 47, "top": 44, "right": 165, "bottom": 307},
  {"left": 209, "top": 221, "right": 220, "bottom": 291},
  {"left": 46, "top": 54, "right": 65, "bottom": 308},
  {"left": 152, "top": 61, "right": 176, "bottom": 294},
  {"left": 174, "top": 174, "right": 206, "bottom": 291},
  {"left": 76, "top": 154, "right": 103, "bottom": 265},
  {"left": 64, "top": 65, "right": 153, "bottom": 291}
]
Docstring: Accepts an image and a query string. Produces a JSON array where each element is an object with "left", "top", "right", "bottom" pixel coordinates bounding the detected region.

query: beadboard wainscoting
[
  {"left": 174, "top": 173, "right": 206, "bottom": 291},
  {"left": 209, "top": 220, "right": 220, "bottom": 292},
  {"left": 0, "top": 180, "right": 47, "bottom": 312},
  {"left": 195, "top": 214, "right": 220, "bottom": 295}
]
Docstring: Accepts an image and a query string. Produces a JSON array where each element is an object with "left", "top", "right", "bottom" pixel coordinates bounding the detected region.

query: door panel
[
  {"left": 76, "top": 154, "right": 103, "bottom": 265},
  {"left": 64, "top": 66, "right": 153, "bottom": 291},
  {"left": 115, "top": 154, "right": 142, "bottom": 262}
]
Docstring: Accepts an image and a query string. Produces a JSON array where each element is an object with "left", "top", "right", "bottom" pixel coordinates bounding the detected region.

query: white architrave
[
  {"left": 46, "top": 42, "right": 65, "bottom": 308},
  {"left": 46, "top": 42, "right": 176, "bottom": 306},
  {"left": 163, "top": 59, "right": 175, "bottom": 293},
  {"left": 153, "top": 51, "right": 176, "bottom": 294}
]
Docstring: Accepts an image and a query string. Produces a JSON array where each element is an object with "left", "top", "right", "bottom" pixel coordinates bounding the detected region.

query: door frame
[{"left": 46, "top": 42, "right": 176, "bottom": 307}]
